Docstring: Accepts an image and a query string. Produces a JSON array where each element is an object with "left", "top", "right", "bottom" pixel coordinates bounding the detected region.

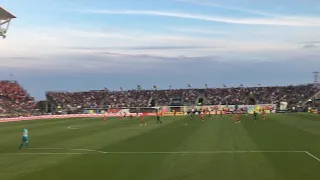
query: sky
[{"left": 0, "top": 0, "right": 320, "bottom": 100}]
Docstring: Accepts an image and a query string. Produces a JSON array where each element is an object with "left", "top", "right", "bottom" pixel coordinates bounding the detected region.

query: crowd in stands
[
  {"left": 0, "top": 81, "right": 35, "bottom": 116},
  {"left": 46, "top": 84, "right": 318, "bottom": 110},
  {"left": 153, "top": 89, "right": 184, "bottom": 106},
  {"left": 183, "top": 89, "right": 199, "bottom": 105},
  {"left": 1, "top": 80, "right": 319, "bottom": 117},
  {"left": 104, "top": 90, "right": 153, "bottom": 107},
  {"left": 204, "top": 84, "right": 318, "bottom": 105},
  {"left": 47, "top": 91, "right": 106, "bottom": 110}
]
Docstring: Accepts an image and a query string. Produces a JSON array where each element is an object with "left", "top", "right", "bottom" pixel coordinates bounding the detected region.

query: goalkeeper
[{"left": 19, "top": 128, "right": 29, "bottom": 149}]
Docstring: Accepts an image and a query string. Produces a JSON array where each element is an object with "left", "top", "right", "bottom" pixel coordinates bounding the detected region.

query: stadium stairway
[
  {"left": 302, "top": 89, "right": 320, "bottom": 105},
  {"left": 147, "top": 97, "right": 152, "bottom": 107}
]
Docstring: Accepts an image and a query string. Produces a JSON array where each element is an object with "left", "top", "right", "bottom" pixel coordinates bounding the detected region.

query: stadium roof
[{"left": 0, "top": 7, "right": 16, "bottom": 20}]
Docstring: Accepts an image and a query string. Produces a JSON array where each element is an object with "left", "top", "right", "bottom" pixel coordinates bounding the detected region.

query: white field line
[
  {"left": 28, "top": 148, "right": 107, "bottom": 154},
  {"left": 91, "top": 150, "right": 305, "bottom": 154},
  {"left": 22, "top": 148, "right": 320, "bottom": 162},
  {"left": 1, "top": 148, "right": 306, "bottom": 155},
  {"left": 26, "top": 148, "right": 307, "bottom": 154},
  {"left": 305, "top": 151, "right": 320, "bottom": 162},
  {"left": 2, "top": 151, "right": 320, "bottom": 162},
  {"left": 67, "top": 126, "right": 79, "bottom": 129},
  {"left": 28, "top": 148, "right": 65, "bottom": 150},
  {"left": 71, "top": 149, "right": 108, "bottom": 154},
  {"left": 4, "top": 148, "right": 320, "bottom": 162}
]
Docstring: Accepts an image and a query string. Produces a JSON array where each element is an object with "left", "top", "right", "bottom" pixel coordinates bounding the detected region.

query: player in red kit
[
  {"left": 230, "top": 112, "right": 233, "bottom": 120},
  {"left": 235, "top": 112, "right": 240, "bottom": 123},
  {"left": 262, "top": 110, "right": 266, "bottom": 120},
  {"left": 140, "top": 115, "right": 147, "bottom": 127},
  {"left": 104, "top": 114, "right": 107, "bottom": 124},
  {"left": 200, "top": 112, "right": 204, "bottom": 122}
]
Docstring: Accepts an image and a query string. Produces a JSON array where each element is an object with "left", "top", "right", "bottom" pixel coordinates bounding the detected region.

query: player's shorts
[{"left": 22, "top": 136, "right": 28, "bottom": 142}]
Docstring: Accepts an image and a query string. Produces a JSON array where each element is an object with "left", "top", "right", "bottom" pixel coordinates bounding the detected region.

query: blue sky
[{"left": 1, "top": 0, "right": 320, "bottom": 100}]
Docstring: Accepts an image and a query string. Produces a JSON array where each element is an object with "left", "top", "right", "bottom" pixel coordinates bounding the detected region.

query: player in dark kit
[
  {"left": 156, "top": 113, "right": 162, "bottom": 124},
  {"left": 189, "top": 109, "right": 194, "bottom": 120},
  {"left": 253, "top": 111, "right": 257, "bottom": 124}
]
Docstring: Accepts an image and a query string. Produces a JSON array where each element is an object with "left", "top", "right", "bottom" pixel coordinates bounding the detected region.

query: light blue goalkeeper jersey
[{"left": 23, "top": 128, "right": 28, "bottom": 138}]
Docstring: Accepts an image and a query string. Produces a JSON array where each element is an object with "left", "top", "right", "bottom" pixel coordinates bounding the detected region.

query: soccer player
[
  {"left": 200, "top": 112, "right": 204, "bottom": 122},
  {"left": 230, "top": 111, "right": 233, "bottom": 120},
  {"left": 190, "top": 109, "right": 194, "bottom": 120},
  {"left": 262, "top": 110, "right": 266, "bottom": 120},
  {"left": 235, "top": 112, "right": 240, "bottom": 123},
  {"left": 220, "top": 109, "right": 223, "bottom": 119},
  {"left": 173, "top": 110, "right": 176, "bottom": 117},
  {"left": 19, "top": 128, "right": 29, "bottom": 150},
  {"left": 140, "top": 115, "right": 147, "bottom": 127},
  {"left": 253, "top": 111, "right": 257, "bottom": 124},
  {"left": 156, "top": 112, "right": 163, "bottom": 124},
  {"left": 104, "top": 115, "right": 108, "bottom": 124},
  {"left": 208, "top": 109, "right": 211, "bottom": 117}
]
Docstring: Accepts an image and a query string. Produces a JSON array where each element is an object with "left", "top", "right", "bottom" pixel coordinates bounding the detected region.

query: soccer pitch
[{"left": 1, "top": 114, "right": 320, "bottom": 180}]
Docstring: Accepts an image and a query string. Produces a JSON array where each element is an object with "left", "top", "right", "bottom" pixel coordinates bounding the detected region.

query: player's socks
[{"left": 18, "top": 142, "right": 24, "bottom": 149}]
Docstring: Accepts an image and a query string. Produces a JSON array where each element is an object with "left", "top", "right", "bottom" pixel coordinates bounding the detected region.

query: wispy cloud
[
  {"left": 76, "top": 9, "right": 320, "bottom": 27},
  {"left": 69, "top": 45, "right": 217, "bottom": 50},
  {"left": 174, "top": 0, "right": 273, "bottom": 17},
  {"left": 302, "top": 44, "right": 320, "bottom": 49},
  {"left": 298, "top": 41, "right": 320, "bottom": 44},
  {"left": 169, "top": 28, "right": 228, "bottom": 35}
]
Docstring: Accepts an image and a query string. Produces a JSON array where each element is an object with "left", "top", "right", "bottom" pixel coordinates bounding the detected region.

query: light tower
[{"left": 0, "top": 7, "right": 16, "bottom": 39}]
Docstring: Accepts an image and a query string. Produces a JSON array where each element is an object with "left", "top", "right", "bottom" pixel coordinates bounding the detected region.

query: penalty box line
[{"left": 2, "top": 148, "right": 320, "bottom": 162}]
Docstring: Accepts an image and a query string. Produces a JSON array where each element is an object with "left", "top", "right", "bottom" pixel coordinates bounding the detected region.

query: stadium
[{"left": 1, "top": 2, "right": 320, "bottom": 180}]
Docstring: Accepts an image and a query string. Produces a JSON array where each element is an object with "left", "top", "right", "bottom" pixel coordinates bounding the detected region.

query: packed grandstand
[{"left": 1, "top": 80, "right": 320, "bottom": 118}]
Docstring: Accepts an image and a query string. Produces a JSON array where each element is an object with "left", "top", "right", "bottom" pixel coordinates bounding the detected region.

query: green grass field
[{"left": 1, "top": 113, "right": 320, "bottom": 180}]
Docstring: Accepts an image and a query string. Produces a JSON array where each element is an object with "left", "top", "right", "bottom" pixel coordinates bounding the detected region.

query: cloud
[
  {"left": 302, "top": 44, "right": 319, "bottom": 49},
  {"left": 169, "top": 28, "right": 228, "bottom": 35},
  {"left": 175, "top": 0, "right": 320, "bottom": 27},
  {"left": 76, "top": 9, "right": 320, "bottom": 27},
  {"left": 68, "top": 45, "right": 217, "bottom": 50},
  {"left": 298, "top": 41, "right": 320, "bottom": 44},
  {"left": 2, "top": 46, "right": 320, "bottom": 73},
  {"left": 174, "top": 0, "right": 273, "bottom": 17}
]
